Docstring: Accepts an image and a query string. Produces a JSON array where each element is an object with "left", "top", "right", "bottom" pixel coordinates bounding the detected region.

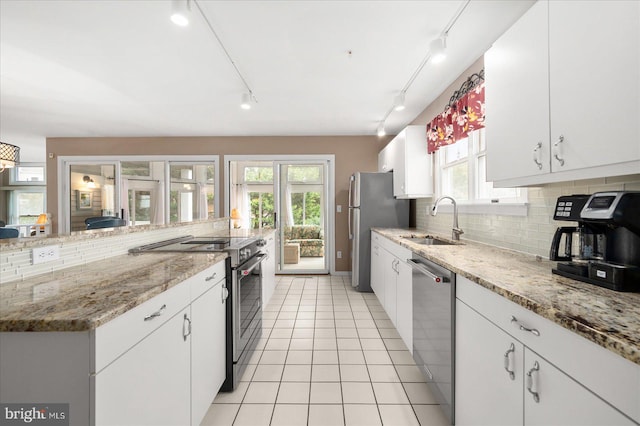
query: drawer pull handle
[
  {"left": 205, "top": 272, "right": 217, "bottom": 282},
  {"left": 183, "top": 314, "right": 192, "bottom": 341},
  {"left": 144, "top": 304, "right": 166, "bottom": 321},
  {"left": 222, "top": 284, "right": 229, "bottom": 304},
  {"left": 511, "top": 316, "right": 540, "bottom": 336},
  {"left": 526, "top": 361, "right": 540, "bottom": 403},
  {"left": 503, "top": 343, "right": 516, "bottom": 380}
]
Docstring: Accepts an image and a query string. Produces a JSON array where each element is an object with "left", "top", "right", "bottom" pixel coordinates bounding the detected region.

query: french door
[{"left": 227, "top": 156, "right": 333, "bottom": 275}]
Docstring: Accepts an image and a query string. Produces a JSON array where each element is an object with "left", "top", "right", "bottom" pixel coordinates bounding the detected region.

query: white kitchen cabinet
[
  {"left": 455, "top": 300, "right": 523, "bottom": 426},
  {"left": 95, "top": 307, "right": 192, "bottom": 426},
  {"left": 261, "top": 233, "right": 276, "bottom": 306},
  {"left": 378, "top": 125, "right": 433, "bottom": 198},
  {"left": 486, "top": 0, "right": 640, "bottom": 186},
  {"left": 394, "top": 256, "right": 412, "bottom": 352},
  {"left": 371, "top": 231, "right": 413, "bottom": 351},
  {"left": 370, "top": 232, "right": 385, "bottom": 306},
  {"left": 524, "top": 349, "right": 634, "bottom": 426},
  {"left": 190, "top": 274, "right": 227, "bottom": 426},
  {"left": 382, "top": 247, "right": 398, "bottom": 325},
  {"left": 456, "top": 276, "right": 640, "bottom": 424}
]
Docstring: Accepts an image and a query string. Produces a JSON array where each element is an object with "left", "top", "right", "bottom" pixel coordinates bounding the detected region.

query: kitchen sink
[{"left": 401, "top": 236, "right": 455, "bottom": 246}]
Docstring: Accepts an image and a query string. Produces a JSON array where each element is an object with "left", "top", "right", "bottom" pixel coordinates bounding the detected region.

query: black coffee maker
[{"left": 550, "top": 192, "right": 640, "bottom": 292}]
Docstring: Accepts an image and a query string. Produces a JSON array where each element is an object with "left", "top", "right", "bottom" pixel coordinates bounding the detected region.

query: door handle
[
  {"left": 526, "top": 361, "right": 540, "bottom": 403},
  {"left": 182, "top": 313, "right": 192, "bottom": 341},
  {"left": 503, "top": 343, "right": 516, "bottom": 380}
]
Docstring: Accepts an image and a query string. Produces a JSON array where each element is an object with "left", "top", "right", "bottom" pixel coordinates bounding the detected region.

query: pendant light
[{"left": 0, "top": 142, "right": 20, "bottom": 173}]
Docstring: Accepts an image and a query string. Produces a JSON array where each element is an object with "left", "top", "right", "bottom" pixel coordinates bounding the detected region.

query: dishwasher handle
[{"left": 406, "top": 258, "right": 449, "bottom": 283}]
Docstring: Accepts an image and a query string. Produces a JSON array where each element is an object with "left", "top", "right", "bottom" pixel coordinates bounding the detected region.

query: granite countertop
[
  {"left": 0, "top": 251, "right": 228, "bottom": 332},
  {"left": 373, "top": 228, "right": 640, "bottom": 366}
]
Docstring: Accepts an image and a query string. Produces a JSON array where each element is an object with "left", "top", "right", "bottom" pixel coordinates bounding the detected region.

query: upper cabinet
[
  {"left": 485, "top": 0, "right": 640, "bottom": 186},
  {"left": 378, "top": 125, "right": 433, "bottom": 198}
]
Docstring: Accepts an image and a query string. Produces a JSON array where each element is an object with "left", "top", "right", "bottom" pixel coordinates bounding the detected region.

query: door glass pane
[
  {"left": 69, "top": 164, "right": 117, "bottom": 231},
  {"left": 280, "top": 163, "right": 326, "bottom": 272},
  {"left": 169, "top": 163, "right": 215, "bottom": 223}
]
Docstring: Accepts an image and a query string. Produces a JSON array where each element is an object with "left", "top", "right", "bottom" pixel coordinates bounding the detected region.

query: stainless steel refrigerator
[{"left": 348, "top": 172, "right": 409, "bottom": 291}]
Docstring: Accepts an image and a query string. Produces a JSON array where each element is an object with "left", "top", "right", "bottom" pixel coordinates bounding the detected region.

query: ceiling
[{"left": 0, "top": 0, "right": 534, "bottom": 160}]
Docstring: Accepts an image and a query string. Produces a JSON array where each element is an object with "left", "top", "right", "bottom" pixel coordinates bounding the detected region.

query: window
[
  {"left": 9, "top": 190, "right": 46, "bottom": 224},
  {"left": 438, "top": 129, "right": 526, "bottom": 206},
  {"left": 9, "top": 163, "right": 45, "bottom": 185},
  {"left": 291, "top": 191, "right": 321, "bottom": 225},
  {"left": 169, "top": 163, "right": 215, "bottom": 223}
]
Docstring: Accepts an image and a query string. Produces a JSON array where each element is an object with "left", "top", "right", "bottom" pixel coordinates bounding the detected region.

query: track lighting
[
  {"left": 240, "top": 93, "right": 252, "bottom": 110},
  {"left": 170, "top": 0, "right": 191, "bottom": 27},
  {"left": 377, "top": 123, "right": 386, "bottom": 137},
  {"left": 430, "top": 37, "right": 447, "bottom": 64},
  {"left": 393, "top": 92, "right": 406, "bottom": 111}
]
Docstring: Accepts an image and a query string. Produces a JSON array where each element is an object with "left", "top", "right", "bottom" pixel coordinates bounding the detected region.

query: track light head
[
  {"left": 170, "top": 0, "right": 190, "bottom": 27},
  {"left": 240, "top": 93, "right": 252, "bottom": 110},
  {"left": 393, "top": 92, "right": 406, "bottom": 111},
  {"left": 430, "top": 37, "right": 447, "bottom": 64},
  {"left": 377, "top": 123, "right": 386, "bottom": 137}
]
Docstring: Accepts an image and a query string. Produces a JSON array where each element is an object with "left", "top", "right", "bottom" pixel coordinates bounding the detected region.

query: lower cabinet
[
  {"left": 261, "top": 233, "right": 276, "bottom": 306},
  {"left": 370, "top": 231, "right": 413, "bottom": 351},
  {"left": 94, "top": 307, "right": 192, "bottom": 426},
  {"left": 191, "top": 278, "right": 227, "bottom": 425},
  {"left": 456, "top": 279, "right": 637, "bottom": 425}
]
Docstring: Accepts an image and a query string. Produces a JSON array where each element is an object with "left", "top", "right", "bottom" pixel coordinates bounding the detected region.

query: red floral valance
[{"left": 427, "top": 79, "right": 485, "bottom": 154}]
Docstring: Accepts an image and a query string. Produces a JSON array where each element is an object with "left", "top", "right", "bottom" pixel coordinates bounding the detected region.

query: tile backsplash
[
  {"left": 416, "top": 175, "right": 640, "bottom": 258},
  {"left": 0, "top": 219, "right": 230, "bottom": 284}
]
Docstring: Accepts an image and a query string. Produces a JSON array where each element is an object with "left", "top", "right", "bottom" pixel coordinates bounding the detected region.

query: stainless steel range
[{"left": 129, "top": 235, "right": 267, "bottom": 391}]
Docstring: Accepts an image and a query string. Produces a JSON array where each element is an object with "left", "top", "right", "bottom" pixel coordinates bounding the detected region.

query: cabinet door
[
  {"left": 370, "top": 236, "right": 384, "bottom": 306},
  {"left": 395, "top": 259, "right": 412, "bottom": 352},
  {"left": 548, "top": 1, "right": 640, "bottom": 172},
  {"left": 391, "top": 130, "right": 407, "bottom": 197},
  {"left": 191, "top": 280, "right": 227, "bottom": 426},
  {"left": 95, "top": 307, "right": 191, "bottom": 426},
  {"left": 262, "top": 237, "right": 276, "bottom": 306},
  {"left": 524, "top": 349, "right": 634, "bottom": 426},
  {"left": 382, "top": 249, "right": 397, "bottom": 325},
  {"left": 455, "top": 300, "right": 523, "bottom": 426},
  {"left": 485, "top": 0, "right": 550, "bottom": 182}
]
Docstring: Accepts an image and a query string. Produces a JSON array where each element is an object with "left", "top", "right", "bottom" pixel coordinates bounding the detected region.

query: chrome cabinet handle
[
  {"left": 526, "top": 361, "right": 540, "bottom": 403},
  {"left": 205, "top": 272, "right": 217, "bottom": 282},
  {"left": 553, "top": 135, "right": 565, "bottom": 166},
  {"left": 182, "top": 313, "right": 192, "bottom": 341},
  {"left": 503, "top": 343, "right": 516, "bottom": 380},
  {"left": 222, "top": 284, "right": 229, "bottom": 304},
  {"left": 532, "top": 142, "right": 543, "bottom": 170},
  {"left": 144, "top": 304, "right": 166, "bottom": 321},
  {"left": 511, "top": 316, "right": 540, "bottom": 336}
]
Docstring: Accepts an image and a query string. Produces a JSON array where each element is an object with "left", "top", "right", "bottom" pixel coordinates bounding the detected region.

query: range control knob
[{"left": 256, "top": 238, "right": 267, "bottom": 247}]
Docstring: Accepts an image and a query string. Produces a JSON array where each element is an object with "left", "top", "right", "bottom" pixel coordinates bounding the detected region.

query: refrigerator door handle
[
  {"left": 348, "top": 174, "right": 355, "bottom": 208},
  {"left": 348, "top": 207, "right": 352, "bottom": 240}
]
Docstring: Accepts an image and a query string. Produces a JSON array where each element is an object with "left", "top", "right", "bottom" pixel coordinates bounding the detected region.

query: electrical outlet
[
  {"left": 337, "top": 251, "right": 342, "bottom": 259},
  {"left": 32, "top": 245, "right": 60, "bottom": 265},
  {"left": 336, "top": 205, "right": 342, "bottom": 213}
]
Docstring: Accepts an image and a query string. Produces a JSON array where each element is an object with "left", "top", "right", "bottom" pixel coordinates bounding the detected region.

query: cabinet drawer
[
  {"left": 457, "top": 276, "right": 640, "bottom": 422},
  {"left": 94, "top": 280, "right": 191, "bottom": 373},
  {"left": 188, "top": 260, "right": 226, "bottom": 301}
]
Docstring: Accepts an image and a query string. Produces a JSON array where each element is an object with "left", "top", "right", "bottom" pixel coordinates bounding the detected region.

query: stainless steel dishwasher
[{"left": 408, "top": 254, "right": 455, "bottom": 424}]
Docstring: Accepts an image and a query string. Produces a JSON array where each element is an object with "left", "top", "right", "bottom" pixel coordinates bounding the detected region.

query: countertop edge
[{"left": 372, "top": 228, "right": 640, "bottom": 366}]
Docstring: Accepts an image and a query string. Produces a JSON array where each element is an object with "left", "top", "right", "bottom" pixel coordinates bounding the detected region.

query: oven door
[{"left": 234, "top": 253, "right": 266, "bottom": 363}]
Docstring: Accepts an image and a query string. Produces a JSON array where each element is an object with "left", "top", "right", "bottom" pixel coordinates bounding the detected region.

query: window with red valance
[{"left": 427, "top": 71, "right": 485, "bottom": 154}]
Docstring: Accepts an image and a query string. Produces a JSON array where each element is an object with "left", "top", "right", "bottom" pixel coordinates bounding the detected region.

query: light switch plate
[{"left": 32, "top": 245, "right": 60, "bottom": 265}]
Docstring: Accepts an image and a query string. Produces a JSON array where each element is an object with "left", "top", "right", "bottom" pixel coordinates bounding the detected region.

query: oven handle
[{"left": 238, "top": 253, "right": 267, "bottom": 276}]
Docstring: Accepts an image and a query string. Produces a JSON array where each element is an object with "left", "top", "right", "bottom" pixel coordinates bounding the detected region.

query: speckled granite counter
[
  {"left": 373, "top": 228, "right": 640, "bottom": 366},
  {"left": 0, "top": 251, "right": 227, "bottom": 332}
]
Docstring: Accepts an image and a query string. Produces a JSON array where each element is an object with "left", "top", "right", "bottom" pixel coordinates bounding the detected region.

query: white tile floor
[{"left": 201, "top": 275, "right": 450, "bottom": 426}]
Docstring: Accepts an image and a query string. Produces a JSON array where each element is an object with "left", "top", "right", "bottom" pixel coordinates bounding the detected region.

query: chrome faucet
[{"left": 431, "top": 196, "right": 464, "bottom": 241}]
